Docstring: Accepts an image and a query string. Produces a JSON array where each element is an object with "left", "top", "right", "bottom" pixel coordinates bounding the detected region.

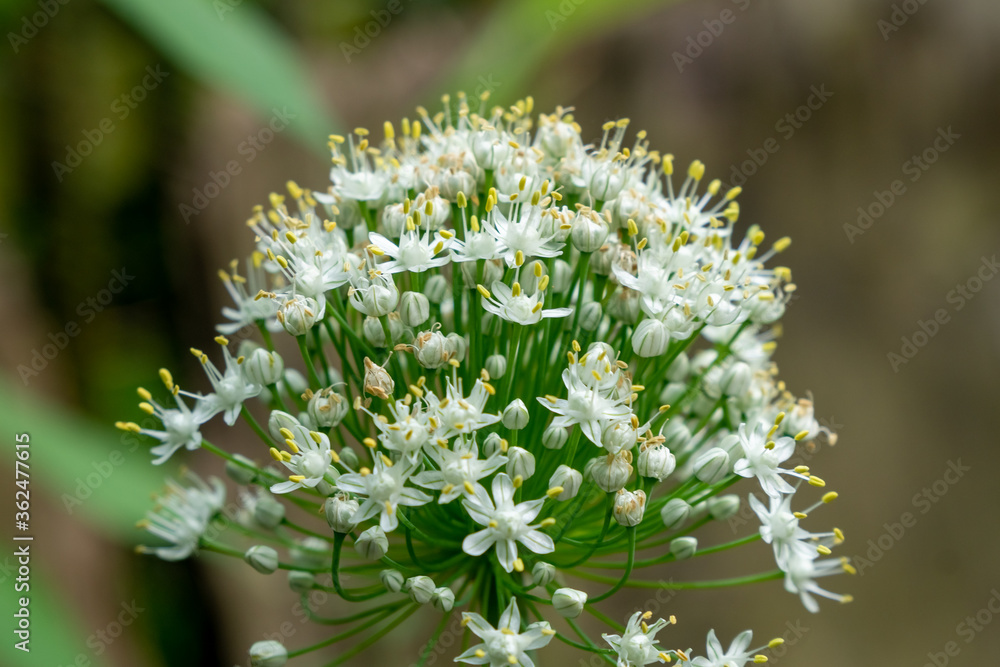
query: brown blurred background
[{"left": 2, "top": 0, "right": 999, "bottom": 665}]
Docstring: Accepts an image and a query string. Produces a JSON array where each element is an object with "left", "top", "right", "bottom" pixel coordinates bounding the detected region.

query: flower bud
[
  {"left": 339, "top": 446, "right": 361, "bottom": 470},
  {"left": 606, "top": 286, "right": 640, "bottom": 324},
  {"left": 588, "top": 451, "right": 633, "bottom": 492},
  {"left": 243, "top": 348, "right": 285, "bottom": 386},
  {"left": 662, "top": 419, "right": 693, "bottom": 452},
  {"left": 432, "top": 587, "right": 456, "bottom": 612},
  {"left": 531, "top": 561, "right": 556, "bottom": 588},
  {"left": 249, "top": 640, "right": 288, "bottom": 667},
  {"left": 404, "top": 575, "right": 436, "bottom": 604},
  {"left": 482, "top": 432, "right": 506, "bottom": 458},
  {"left": 361, "top": 281, "right": 399, "bottom": 318},
  {"left": 549, "top": 465, "right": 582, "bottom": 501},
  {"left": 506, "top": 446, "right": 535, "bottom": 480},
  {"left": 502, "top": 399, "right": 529, "bottom": 430},
  {"left": 720, "top": 361, "right": 752, "bottom": 397},
  {"left": 472, "top": 132, "right": 509, "bottom": 169},
  {"left": 282, "top": 369, "right": 309, "bottom": 397},
  {"left": 552, "top": 588, "right": 588, "bottom": 618},
  {"left": 602, "top": 420, "right": 637, "bottom": 455},
  {"left": 542, "top": 425, "right": 569, "bottom": 450},
  {"left": 660, "top": 498, "right": 691, "bottom": 530},
  {"left": 289, "top": 537, "right": 328, "bottom": 569},
  {"left": 363, "top": 316, "right": 386, "bottom": 347},
  {"left": 632, "top": 318, "right": 670, "bottom": 358},
  {"left": 225, "top": 454, "right": 258, "bottom": 485},
  {"left": 425, "top": 274, "right": 448, "bottom": 304},
  {"left": 253, "top": 492, "right": 286, "bottom": 529},
  {"left": 268, "top": 410, "right": 301, "bottom": 442},
  {"left": 287, "top": 570, "right": 315, "bottom": 594},
  {"left": 485, "top": 354, "right": 507, "bottom": 379},
  {"left": 439, "top": 169, "right": 476, "bottom": 201},
  {"left": 659, "top": 381, "right": 687, "bottom": 406},
  {"left": 550, "top": 260, "right": 573, "bottom": 293},
  {"left": 637, "top": 444, "right": 676, "bottom": 481},
  {"left": 666, "top": 352, "right": 690, "bottom": 382},
  {"left": 308, "top": 388, "right": 349, "bottom": 428},
  {"left": 400, "top": 292, "right": 430, "bottom": 328},
  {"left": 324, "top": 492, "right": 360, "bottom": 533},
  {"left": 693, "top": 447, "right": 730, "bottom": 484},
  {"left": 413, "top": 330, "right": 452, "bottom": 369},
  {"left": 613, "top": 489, "right": 646, "bottom": 527},
  {"left": 446, "top": 332, "right": 467, "bottom": 362},
  {"left": 570, "top": 211, "right": 610, "bottom": 253},
  {"left": 579, "top": 301, "right": 603, "bottom": 331},
  {"left": 590, "top": 162, "right": 626, "bottom": 201},
  {"left": 355, "top": 526, "right": 388, "bottom": 560},
  {"left": 278, "top": 295, "right": 323, "bottom": 337},
  {"left": 382, "top": 202, "right": 408, "bottom": 237},
  {"left": 363, "top": 357, "right": 394, "bottom": 400},
  {"left": 708, "top": 494, "right": 741, "bottom": 521},
  {"left": 245, "top": 545, "right": 279, "bottom": 574},
  {"left": 670, "top": 536, "right": 698, "bottom": 560},
  {"left": 380, "top": 569, "right": 405, "bottom": 592}
]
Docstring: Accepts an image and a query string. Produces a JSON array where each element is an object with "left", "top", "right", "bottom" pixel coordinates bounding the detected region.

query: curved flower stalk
[{"left": 122, "top": 94, "right": 852, "bottom": 667}]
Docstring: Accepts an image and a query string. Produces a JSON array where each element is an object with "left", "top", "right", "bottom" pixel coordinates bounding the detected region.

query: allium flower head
[{"left": 124, "top": 94, "right": 850, "bottom": 667}]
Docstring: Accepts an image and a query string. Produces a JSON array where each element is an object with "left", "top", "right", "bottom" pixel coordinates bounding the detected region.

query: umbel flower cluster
[{"left": 121, "top": 93, "right": 851, "bottom": 667}]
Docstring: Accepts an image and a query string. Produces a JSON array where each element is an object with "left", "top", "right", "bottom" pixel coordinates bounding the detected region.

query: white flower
[
  {"left": 137, "top": 472, "right": 225, "bottom": 561},
  {"left": 480, "top": 281, "right": 572, "bottom": 326},
  {"left": 332, "top": 167, "right": 387, "bottom": 202},
  {"left": 425, "top": 378, "right": 501, "bottom": 439},
  {"left": 271, "top": 426, "right": 335, "bottom": 494},
  {"left": 484, "top": 204, "right": 565, "bottom": 268},
  {"left": 539, "top": 366, "right": 632, "bottom": 448},
  {"left": 348, "top": 269, "right": 399, "bottom": 317},
  {"left": 602, "top": 610, "right": 673, "bottom": 667},
  {"left": 336, "top": 457, "right": 432, "bottom": 532},
  {"left": 781, "top": 550, "right": 853, "bottom": 613},
  {"left": 462, "top": 474, "right": 554, "bottom": 573},
  {"left": 217, "top": 261, "right": 279, "bottom": 334},
  {"left": 368, "top": 228, "right": 451, "bottom": 274},
  {"left": 748, "top": 493, "right": 812, "bottom": 567},
  {"left": 686, "top": 629, "right": 754, "bottom": 667},
  {"left": 732, "top": 421, "right": 806, "bottom": 498},
  {"left": 194, "top": 344, "right": 262, "bottom": 426},
  {"left": 135, "top": 386, "right": 216, "bottom": 465},
  {"left": 413, "top": 436, "right": 506, "bottom": 503},
  {"left": 454, "top": 598, "right": 554, "bottom": 667}
]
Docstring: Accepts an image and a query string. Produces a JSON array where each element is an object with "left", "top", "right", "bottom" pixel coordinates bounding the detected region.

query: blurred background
[{"left": 2, "top": 0, "right": 999, "bottom": 665}]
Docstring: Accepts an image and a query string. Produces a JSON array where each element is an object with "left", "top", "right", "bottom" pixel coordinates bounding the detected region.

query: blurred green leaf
[
  {"left": 1, "top": 572, "right": 106, "bottom": 667},
  {"left": 98, "top": 0, "right": 337, "bottom": 151},
  {"left": 0, "top": 374, "right": 164, "bottom": 541},
  {"left": 438, "top": 0, "right": 680, "bottom": 101}
]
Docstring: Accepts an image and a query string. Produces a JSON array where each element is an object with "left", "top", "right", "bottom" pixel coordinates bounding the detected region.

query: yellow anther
[
  {"left": 842, "top": 562, "right": 857, "bottom": 575},
  {"left": 794, "top": 465, "right": 810, "bottom": 474},
  {"left": 592, "top": 370, "right": 602, "bottom": 381},
  {"left": 474, "top": 649, "right": 485, "bottom": 658},
  {"left": 380, "top": 453, "right": 393, "bottom": 467},
  {"left": 768, "top": 638, "right": 784, "bottom": 649},
  {"left": 512, "top": 475, "right": 523, "bottom": 488},
  {"left": 539, "top": 518, "right": 556, "bottom": 527},
  {"left": 284, "top": 439, "right": 299, "bottom": 454},
  {"left": 288, "top": 475, "right": 306, "bottom": 483},
  {"left": 627, "top": 218, "right": 639, "bottom": 237},
  {"left": 488, "top": 520, "right": 498, "bottom": 528},
  {"left": 773, "top": 237, "right": 792, "bottom": 252},
  {"left": 538, "top": 275, "right": 550, "bottom": 291},
  {"left": 841, "top": 595, "right": 854, "bottom": 604},
  {"left": 809, "top": 476, "right": 827, "bottom": 487},
  {"left": 456, "top": 191, "right": 467, "bottom": 208},
  {"left": 817, "top": 545, "right": 832, "bottom": 555},
  {"left": 363, "top": 437, "right": 377, "bottom": 449},
  {"left": 514, "top": 250, "right": 524, "bottom": 267},
  {"left": 279, "top": 427, "right": 294, "bottom": 440},
  {"left": 138, "top": 402, "right": 154, "bottom": 415},
  {"left": 688, "top": 160, "right": 705, "bottom": 181},
  {"left": 546, "top": 486, "right": 564, "bottom": 499},
  {"left": 512, "top": 282, "right": 521, "bottom": 297},
  {"left": 513, "top": 558, "right": 524, "bottom": 573},
  {"left": 329, "top": 450, "right": 340, "bottom": 463},
  {"left": 834, "top": 527, "right": 845, "bottom": 541},
  {"left": 753, "top": 656, "right": 768, "bottom": 663},
  {"left": 822, "top": 491, "right": 839, "bottom": 503},
  {"left": 794, "top": 430, "right": 810, "bottom": 441},
  {"left": 482, "top": 382, "right": 496, "bottom": 395},
  {"left": 441, "top": 484, "right": 455, "bottom": 495},
  {"left": 477, "top": 284, "right": 491, "bottom": 299},
  {"left": 774, "top": 411, "right": 785, "bottom": 426},
  {"left": 158, "top": 368, "right": 174, "bottom": 389},
  {"left": 368, "top": 244, "right": 385, "bottom": 256},
  {"left": 659, "top": 404, "right": 671, "bottom": 413},
  {"left": 726, "top": 186, "right": 742, "bottom": 200},
  {"left": 793, "top": 512, "right": 808, "bottom": 519},
  {"left": 463, "top": 481, "right": 475, "bottom": 494},
  {"left": 268, "top": 447, "right": 282, "bottom": 461},
  {"left": 137, "top": 387, "right": 152, "bottom": 401}
]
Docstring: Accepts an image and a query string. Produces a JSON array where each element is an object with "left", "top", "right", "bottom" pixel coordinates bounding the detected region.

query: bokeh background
[{"left": 2, "top": 0, "right": 1000, "bottom": 665}]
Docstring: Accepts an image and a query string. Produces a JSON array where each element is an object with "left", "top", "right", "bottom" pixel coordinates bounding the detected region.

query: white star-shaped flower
[
  {"left": 462, "top": 474, "right": 554, "bottom": 572},
  {"left": 454, "top": 598, "right": 554, "bottom": 667},
  {"left": 336, "top": 457, "right": 431, "bottom": 532},
  {"left": 602, "top": 610, "right": 674, "bottom": 667},
  {"left": 732, "top": 420, "right": 806, "bottom": 498},
  {"left": 413, "top": 436, "right": 507, "bottom": 503},
  {"left": 479, "top": 281, "right": 572, "bottom": 326}
]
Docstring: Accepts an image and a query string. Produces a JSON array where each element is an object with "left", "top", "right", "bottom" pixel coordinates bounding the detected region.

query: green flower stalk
[{"left": 119, "top": 93, "right": 851, "bottom": 667}]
